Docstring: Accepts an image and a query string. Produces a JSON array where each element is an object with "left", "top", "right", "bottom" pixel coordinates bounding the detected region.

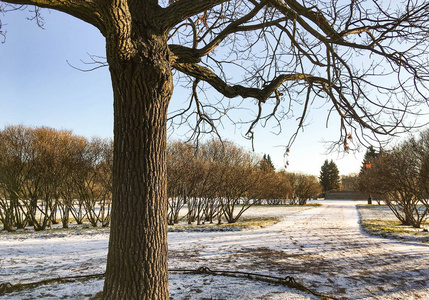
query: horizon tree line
[{"left": 0, "top": 125, "right": 322, "bottom": 231}]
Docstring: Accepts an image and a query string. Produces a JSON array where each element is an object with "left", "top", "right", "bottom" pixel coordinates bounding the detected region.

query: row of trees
[
  {"left": 167, "top": 140, "right": 321, "bottom": 224},
  {"left": 359, "top": 133, "right": 429, "bottom": 228},
  {"left": 0, "top": 125, "right": 322, "bottom": 231},
  {"left": 10, "top": 123, "right": 426, "bottom": 232},
  {"left": 0, "top": 125, "right": 113, "bottom": 231}
]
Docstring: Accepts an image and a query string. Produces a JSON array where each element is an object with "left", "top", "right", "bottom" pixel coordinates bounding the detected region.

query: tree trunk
[{"left": 102, "top": 27, "right": 173, "bottom": 298}]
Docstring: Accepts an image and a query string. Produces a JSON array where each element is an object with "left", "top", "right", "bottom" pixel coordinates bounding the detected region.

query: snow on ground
[
  {"left": 3, "top": 273, "right": 318, "bottom": 300},
  {"left": 1, "top": 200, "right": 429, "bottom": 299}
]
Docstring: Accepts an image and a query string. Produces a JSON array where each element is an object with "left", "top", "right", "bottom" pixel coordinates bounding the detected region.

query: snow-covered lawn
[
  {"left": 1, "top": 200, "right": 429, "bottom": 299},
  {"left": 358, "top": 204, "right": 429, "bottom": 243}
]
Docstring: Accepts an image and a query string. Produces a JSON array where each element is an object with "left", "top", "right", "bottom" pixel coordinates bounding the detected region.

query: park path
[
  {"left": 168, "top": 200, "right": 429, "bottom": 299},
  {"left": 1, "top": 201, "right": 428, "bottom": 299}
]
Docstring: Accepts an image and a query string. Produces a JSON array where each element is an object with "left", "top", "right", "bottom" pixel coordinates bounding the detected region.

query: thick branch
[
  {"left": 160, "top": 0, "right": 228, "bottom": 31},
  {"left": 169, "top": 44, "right": 201, "bottom": 64},
  {"left": 269, "top": 0, "right": 341, "bottom": 44},
  {"left": 282, "top": 0, "right": 343, "bottom": 41},
  {"left": 1, "top": 0, "right": 105, "bottom": 32},
  {"left": 173, "top": 61, "right": 328, "bottom": 102}
]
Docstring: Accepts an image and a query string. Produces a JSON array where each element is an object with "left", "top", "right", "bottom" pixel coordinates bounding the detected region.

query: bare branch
[
  {"left": 167, "top": 0, "right": 429, "bottom": 152},
  {"left": 66, "top": 53, "right": 108, "bottom": 72}
]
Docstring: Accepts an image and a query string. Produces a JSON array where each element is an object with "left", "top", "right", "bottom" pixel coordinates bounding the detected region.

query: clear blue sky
[{"left": 0, "top": 8, "right": 369, "bottom": 176}]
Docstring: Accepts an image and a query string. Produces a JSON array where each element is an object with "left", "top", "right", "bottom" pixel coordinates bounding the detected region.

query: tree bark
[{"left": 102, "top": 22, "right": 173, "bottom": 298}]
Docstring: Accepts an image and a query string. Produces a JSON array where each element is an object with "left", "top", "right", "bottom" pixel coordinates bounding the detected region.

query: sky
[{"left": 0, "top": 7, "right": 372, "bottom": 176}]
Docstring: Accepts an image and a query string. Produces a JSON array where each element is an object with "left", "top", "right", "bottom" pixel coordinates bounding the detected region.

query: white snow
[{"left": 1, "top": 200, "right": 429, "bottom": 299}]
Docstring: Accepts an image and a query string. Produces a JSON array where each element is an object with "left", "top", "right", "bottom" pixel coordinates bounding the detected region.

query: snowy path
[
  {"left": 1, "top": 200, "right": 428, "bottom": 299},
  {"left": 168, "top": 200, "right": 429, "bottom": 299}
]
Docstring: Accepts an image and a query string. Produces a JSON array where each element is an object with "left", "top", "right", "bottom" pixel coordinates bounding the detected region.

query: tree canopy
[{"left": 2, "top": 0, "right": 429, "bottom": 147}]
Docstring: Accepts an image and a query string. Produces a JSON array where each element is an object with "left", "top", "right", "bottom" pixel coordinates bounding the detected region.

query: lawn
[{"left": 357, "top": 204, "right": 429, "bottom": 244}]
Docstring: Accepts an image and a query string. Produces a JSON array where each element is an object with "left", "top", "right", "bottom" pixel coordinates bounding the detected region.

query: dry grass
[
  {"left": 357, "top": 204, "right": 429, "bottom": 244},
  {"left": 167, "top": 216, "right": 283, "bottom": 232}
]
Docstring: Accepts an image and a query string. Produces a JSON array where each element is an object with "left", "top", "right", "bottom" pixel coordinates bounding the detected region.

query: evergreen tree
[{"left": 319, "top": 159, "right": 340, "bottom": 193}]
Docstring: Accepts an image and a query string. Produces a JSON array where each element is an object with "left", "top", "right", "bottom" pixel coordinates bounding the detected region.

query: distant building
[{"left": 324, "top": 191, "right": 367, "bottom": 200}]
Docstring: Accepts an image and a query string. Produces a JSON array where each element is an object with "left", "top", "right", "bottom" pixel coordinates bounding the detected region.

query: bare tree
[
  {"left": 97, "top": 139, "right": 113, "bottom": 227},
  {"left": 57, "top": 134, "right": 88, "bottom": 228},
  {"left": 24, "top": 127, "right": 72, "bottom": 231},
  {"left": 167, "top": 141, "right": 195, "bottom": 224},
  {"left": 72, "top": 137, "right": 111, "bottom": 227},
  {"left": 288, "top": 172, "right": 321, "bottom": 205},
  {"left": 361, "top": 139, "right": 429, "bottom": 228},
  {"left": 273, "top": 171, "right": 294, "bottom": 204},
  {"left": 191, "top": 140, "right": 227, "bottom": 225},
  {"left": 186, "top": 152, "right": 215, "bottom": 225},
  {"left": 2, "top": 0, "right": 429, "bottom": 298},
  {"left": 216, "top": 143, "right": 258, "bottom": 223},
  {"left": 0, "top": 125, "right": 33, "bottom": 231},
  {"left": 250, "top": 169, "right": 291, "bottom": 204},
  {"left": 0, "top": 126, "right": 116, "bottom": 230}
]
